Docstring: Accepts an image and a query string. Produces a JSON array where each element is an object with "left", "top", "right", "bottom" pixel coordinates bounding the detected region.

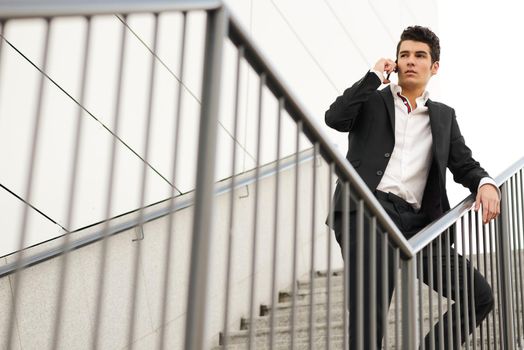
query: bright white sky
[{"left": 437, "top": 0, "right": 524, "bottom": 204}]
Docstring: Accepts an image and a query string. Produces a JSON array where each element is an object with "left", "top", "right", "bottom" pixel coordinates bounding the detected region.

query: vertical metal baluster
[
  {"left": 394, "top": 248, "right": 400, "bottom": 350},
  {"left": 325, "top": 163, "right": 335, "bottom": 350},
  {"left": 92, "top": 14, "right": 127, "bottom": 350},
  {"left": 5, "top": 18, "right": 51, "bottom": 350},
  {"left": 184, "top": 7, "right": 226, "bottom": 350},
  {"left": 517, "top": 170, "right": 524, "bottom": 346},
  {"left": 268, "top": 97, "right": 283, "bottom": 350},
  {"left": 308, "top": 143, "right": 318, "bottom": 350},
  {"left": 493, "top": 219, "right": 504, "bottom": 349},
  {"left": 247, "top": 72, "right": 266, "bottom": 350},
  {"left": 428, "top": 244, "right": 435, "bottom": 350},
  {"left": 445, "top": 229, "right": 453, "bottom": 350},
  {"left": 402, "top": 257, "right": 417, "bottom": 350},
  {"left": 453, "top": 222, "right": 463, "bottom": 347},
  {"left": 127, "top": 14, "right": 159, "bottom": 350},
  {"left": 499, "top": 183, "right": 516, "bottom": 350},
  {"left": 342, "top": 182, "right": 350, "bottom": 350},
  {"left": 370, "top": 216, "right": 377, "bottom": 350},
  {"left": 469, "top": 211, "right": 477, "bottom": 350},
  {"left": 419, "top": 252, "right": 425, "bottom": 350},
  {"left": 382, "top": 230, "right": 388, "bottom": 350},
  {"left": 461, "top": 215, "right": 471, "bottom": 350},
  {"left": 437, "top": 235, "right": 444, "bottom": 350},
  {"left": 488, "top": 220, "right": 498, "bottom": 349},
  {"left": 51, "top": 16, "right": 92, "bottom": 350},
  {"left": 511, "top": 176, "right": 522, "bottom": 348},
  {"left": 475, "top": 211, "right": 485, "bottom": 350},
  {"left": 290, "top": 120, "right": 302, "bottom": 350},
  {"left": 221, "top": 41, "right": 242, "bottom": 350},
  {"left": 356, "top": 200, "right": 364, "bottom": 350},
  {"left": 0, "top": 20, "right": 4, "bottom": 107},
  {"left": 159, "top": 12, "right": 188, "bottom": 349},
  {"left": 480, "top": 213, "right": 490, "bottom": 350}
]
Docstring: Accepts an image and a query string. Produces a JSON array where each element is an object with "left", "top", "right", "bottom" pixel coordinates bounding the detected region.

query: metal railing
[
  {"left": 0, "top": 1, "right": 523, "bottom": 349},
  {"left": 407, "top": 158, "right": 524, "bottom": 350}
]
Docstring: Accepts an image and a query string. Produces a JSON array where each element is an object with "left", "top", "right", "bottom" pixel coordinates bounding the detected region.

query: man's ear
[{"left": 431, "top": 61, "right": 440, "bottom": 75}]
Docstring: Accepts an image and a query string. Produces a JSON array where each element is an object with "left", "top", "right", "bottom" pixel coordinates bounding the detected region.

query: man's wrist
[
  {"left": 370, "top": 68, "right": 384, "bottom": 83},
  {"left": 478, "top": 177, "right": 501, "bottom": 199}
]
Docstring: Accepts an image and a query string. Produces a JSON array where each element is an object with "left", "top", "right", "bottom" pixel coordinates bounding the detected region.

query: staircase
[{"left": 216, "top": 257, "right": 505, "bottom": 349}]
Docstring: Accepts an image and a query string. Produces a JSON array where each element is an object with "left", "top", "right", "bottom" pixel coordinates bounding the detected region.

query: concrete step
[
  {"left": 218, "top": 322, "right": 345, "bottom": 346},
  {"left": 270, "top": 288, "right": 453, "bottom": 319},
  {"left": 213, "top": 339, "right": 344, "bottom": 350},
  {"left": 242, "top": 304, "right": 345, "bottom": 331}
]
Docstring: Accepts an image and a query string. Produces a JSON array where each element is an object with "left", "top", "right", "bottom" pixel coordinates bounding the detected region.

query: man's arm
[
  {"left": 447, "top": 109, "right": 500, "bottom": 223},
  {"left": 325, "top": 58, "right": 396, "bottom": 132}
]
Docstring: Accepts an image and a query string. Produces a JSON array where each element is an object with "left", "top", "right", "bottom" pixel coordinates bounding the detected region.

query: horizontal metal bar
[
  {"left": 409, "top": 194, "right": 475, "bottom": 254},
  {"left": 0, "top": 0, "right": 221, "bottom": 19},
  {"left": 494, "top": 156, "right": 524, "bottom": 187},
  {"left": 0, "top": 147, "right": 316, "bottom": 276},
  {"left": 227, "top": 13, "right": 412, "bottom": 258},
  {"left": 409, "top": 156, "right": 524, "bottom": 254}
]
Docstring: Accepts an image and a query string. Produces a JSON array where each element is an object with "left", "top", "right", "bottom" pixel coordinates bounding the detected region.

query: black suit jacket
[{"left": 326, "top": 71, "right": 490, "bottom": 223}]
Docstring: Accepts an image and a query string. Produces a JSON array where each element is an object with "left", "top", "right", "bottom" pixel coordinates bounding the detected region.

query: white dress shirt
[{"left": 370, "top": 70, "right": 498, "bottom": 209}]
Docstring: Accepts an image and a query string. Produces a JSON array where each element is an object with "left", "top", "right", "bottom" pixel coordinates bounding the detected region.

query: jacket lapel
[
  {"left": 426, "top": 99, "right": 444, "bottom": 173},
  {"left": 379, "top": 86, "right": 395, "bottom": 134}
]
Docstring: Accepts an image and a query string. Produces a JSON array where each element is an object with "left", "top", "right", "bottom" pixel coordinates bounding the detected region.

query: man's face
[{"left": 396, "top": 40, "right": 439, "bottom": 90}]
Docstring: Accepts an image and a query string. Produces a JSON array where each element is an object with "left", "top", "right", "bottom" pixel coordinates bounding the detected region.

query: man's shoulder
[{"left": 427, "top": 99, "right": 454, "bottom": 114}]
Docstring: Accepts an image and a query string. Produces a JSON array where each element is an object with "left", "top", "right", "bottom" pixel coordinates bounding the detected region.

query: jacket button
[
  {"left": 376, "top": 170, "right": 383, "bottom": 176},
  {"left": 384, "top": 153, "right": 391, "bottom": 158}
]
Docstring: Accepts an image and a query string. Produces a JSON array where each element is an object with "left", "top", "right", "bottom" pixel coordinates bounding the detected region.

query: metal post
[
  {"left": 184, "top": 6, "right": 227, "bottom": 350},
  {"left": 498, "top": 182, "right": 516, "bottom": 350},
  {"left": 402, "top": 257, "right": 417, "bottom": 350}
]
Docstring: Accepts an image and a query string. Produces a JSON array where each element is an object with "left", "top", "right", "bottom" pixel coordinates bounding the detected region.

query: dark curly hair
[{"left": 396, "top": 26, "right": 440, "bottom": 63}]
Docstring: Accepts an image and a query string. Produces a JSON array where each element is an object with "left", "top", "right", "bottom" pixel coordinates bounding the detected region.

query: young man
[{"left": 325, "top": 26, "right": 499, "bottom": 349}]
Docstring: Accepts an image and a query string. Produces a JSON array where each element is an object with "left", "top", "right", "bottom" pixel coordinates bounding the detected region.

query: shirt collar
[{"left": 390, "top": 82, "right": 430, "bottom": 106}]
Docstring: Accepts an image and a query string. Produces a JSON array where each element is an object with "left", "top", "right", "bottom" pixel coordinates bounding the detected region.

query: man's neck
[{"left": 398, "top": 85, "right": 426, "bottom": 110}]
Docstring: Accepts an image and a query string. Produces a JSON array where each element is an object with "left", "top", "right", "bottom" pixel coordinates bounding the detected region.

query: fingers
[
  {"left": 373, "top": 58, "right": 397, "bottom": 76},
  {"left": 482, "top": 200, "right": 489, "bottom": 224},
  {"left": 475, "top": 193, "right": 481, "bottom": 211},
  {"left": 383, "top": 59, "right": 397, "bottom": 75},
  {"left": 481, "top": 197, "right": 501, "bottom": 224}
]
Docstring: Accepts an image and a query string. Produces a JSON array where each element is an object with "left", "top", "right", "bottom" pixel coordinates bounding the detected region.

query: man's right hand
[{"left": 373, "top": 58, "right": 397, "bottom": 84}]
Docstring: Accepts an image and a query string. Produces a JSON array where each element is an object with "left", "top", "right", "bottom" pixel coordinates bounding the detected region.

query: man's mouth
[{"left": 405, "top": 70, "right": 416, "bottom": 74}]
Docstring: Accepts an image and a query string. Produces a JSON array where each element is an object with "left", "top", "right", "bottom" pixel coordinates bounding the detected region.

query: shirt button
[
  {"left": 376, "top": 170, "right": 383, "bottom": 176},
  {"left": 384, "top": 153, "right": 391, "bottom": 158}
]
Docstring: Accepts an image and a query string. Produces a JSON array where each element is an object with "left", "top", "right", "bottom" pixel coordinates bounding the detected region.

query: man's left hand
[{"left": 474, "top": 184, "right": 501, "bottom": 224}]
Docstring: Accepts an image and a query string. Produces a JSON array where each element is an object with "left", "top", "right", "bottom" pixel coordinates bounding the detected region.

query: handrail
[
  {"left": 0, "top": 0, "right": 221, "bottom": 19},
  {"left": 228, "top": 13, "right": 414, "bottom": 258},
  {"left": 409, "top": 155, "right": 524, "bottom": 254}
]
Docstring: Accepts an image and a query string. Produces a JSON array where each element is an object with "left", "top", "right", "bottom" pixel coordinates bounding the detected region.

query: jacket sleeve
[
  {"left": 447, "top": 109, "right": 490, "bottom": 193},
  {"left": 325, "top": 70, "right": 382, "bottom": 132}
]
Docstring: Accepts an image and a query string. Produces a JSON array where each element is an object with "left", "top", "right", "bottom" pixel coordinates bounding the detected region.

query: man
[{"left": 325, "top": 26, "right": 499, "bottom": 349}]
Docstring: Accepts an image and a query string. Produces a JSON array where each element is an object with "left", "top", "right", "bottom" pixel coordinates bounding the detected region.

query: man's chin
[{"left": 398, "top": 79, "right": 424, "bottom": 90}]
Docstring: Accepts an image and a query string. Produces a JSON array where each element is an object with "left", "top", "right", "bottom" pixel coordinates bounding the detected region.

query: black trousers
[{"left": 333, "top": 191, "right": 494, "bottom": 349}]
